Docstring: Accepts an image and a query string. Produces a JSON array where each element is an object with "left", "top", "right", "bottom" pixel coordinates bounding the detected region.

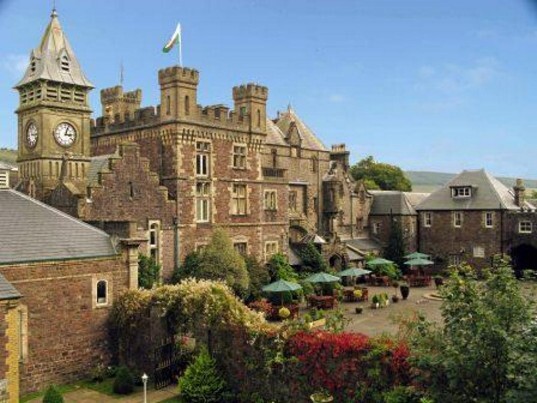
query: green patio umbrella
[
  {"left": 404, "top": 258, "right": 434, "bottom": 266},
  {"left": 367, "top": 257, "right": 394, "bottom": 266},
  {"left": 305, "top": 272, "right": 341, "bottom": 296},
  {"left": 336, "top": 267, "right": 372, "bottom": 277},
  {"left": 262, "top": 280, "right": 302, "bottom": 306},
  {"left": 404, "top": 252, "right": 430, "bottom": 260}
]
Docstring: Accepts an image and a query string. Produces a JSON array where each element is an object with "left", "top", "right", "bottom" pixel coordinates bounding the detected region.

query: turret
[
  {"left": 330, "top": 144, "right": 350, "bottom": 172},
  {"left": 232, "top": 83, "right": 268, "bottom": 133},
  {"left": 100, "top": 86, "right": 142, "bottom": 123},
  {"left": 158, "top": 66, "right": 199, "bottom": 121}
]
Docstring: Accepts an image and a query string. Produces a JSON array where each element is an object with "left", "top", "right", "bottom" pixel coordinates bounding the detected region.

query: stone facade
[
  {"left": 0, "top": 256, "right": 129, "bottom": 393},
  {"left": 0, "top": 301, "right": 20, "bottom": 403}
]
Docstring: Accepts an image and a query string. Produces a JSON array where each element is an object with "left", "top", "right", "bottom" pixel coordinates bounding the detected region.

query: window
[
  {"left": 423, "top": 212, "right": 432, "bottom": 227},
  {"left": 196, "top": 243, "right": 208, "bottom": 252},
  {"left": 453, "top": 212, "right": 463, "bottom": 228},
  {"left": 313, "top": 197, "right": 318, "bottom": 213},
  {"left": 240, "top": 106, "right": 247, "bottom": 117},
  {"left": 289, "top": 191, "right": 297, "bottom": 212},
  {"left": 451, "top": 187, "right": 472, "bottom": 198},
  {"left": 271, "top": 149, "right": 277, "bottom": 168},
  {"left": 485, "top": 212, "right": 494, "bottom": 228},
  {"left": 196, "top": 142, "right": 210, "bottom": 176},
  {"left": 256, "top": 109, "right": 261, "bottom": 127},
  {"left": 60, "top": 54, "right": 70, "bottom": 72},
  {"left": 519, "top": 221, "right": 533, "bottom": 234},
  {"left": 185, "top": 95, "right": 190, "bottom": 115},
  {"left": 311, "top": 157, "right": 318, "bottom": 173},
  {"left": 449, "top": 254, "right": 461, "bottom": 266},
  {"left": 234, "top": 242, "right": 247, "bottom": 255},
  {"left": 129, "top": 181, "right": 134, "bottom": 199},
  {"left": 233, "top": 145, "right": 247, "bottom": 169},
  {"left": 196, "top": 182, "right": 211, "bottom": 222},
  {"left": 149, "top": 222, "right": 160, "bottom": 262},
  {"left": 166, "top": 95, "right": 171, "bottom": 115},
  {"left": 30, "top": 58, "right": 36, "bottom": 73},
  {"left": 96, "top": 280, "right": 108, "bottom": 305},
  {"left": 264, "top": 190, "right": 277, "bottom": 210},
  {"left": 265, "top": 241, "right": 278, "bottom": 262},
  {"left": 232, "top": 184, "right": 247, "bottom": 215},
  {"left": 372, "top": 222, "right": 381, "bottom": 235}
]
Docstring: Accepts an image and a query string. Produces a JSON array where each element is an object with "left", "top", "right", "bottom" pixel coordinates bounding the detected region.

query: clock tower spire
[{"left": 15, "top": 9, "right": 93, "bottom": 200}]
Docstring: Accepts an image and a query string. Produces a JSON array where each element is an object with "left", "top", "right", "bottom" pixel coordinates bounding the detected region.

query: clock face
[
  {"left": 54, "top": 122, "right": 77, "bottom": 147},
  {"left": 26, "top": 122, "right": 38, "bottom": 148}
]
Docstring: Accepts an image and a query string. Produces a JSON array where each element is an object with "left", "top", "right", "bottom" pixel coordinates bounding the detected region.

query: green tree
[
  {"left": 138, "top": 254, "right": 161, "bottom": 289},
  {"left": 196, "top": 228, "right": 250, "bottom": 297},
  {"left": 172, "top": 250, "right": 203, "bottom": 284},
  {"left": 298, "top": 242, "right": 329, "bottom": 273},
  {"left": 350, "top": 156, "right": 412, "bottom": 191},
  {"left": 267, "top": 252, "right": 298, "bottom": 282},
  {"left": 244, "top": 254, "right": 270, "bottom": 302},
  {"left": 384, "top": 218, "right": 406, "bottom": 269},
  {"left": 406, "top": 261, "right": 537, "bottom": 402}
]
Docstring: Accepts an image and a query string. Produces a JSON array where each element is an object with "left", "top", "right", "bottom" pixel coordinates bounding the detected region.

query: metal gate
[{"left": 153, "top": 336, "right": 181, "bottom": 389}]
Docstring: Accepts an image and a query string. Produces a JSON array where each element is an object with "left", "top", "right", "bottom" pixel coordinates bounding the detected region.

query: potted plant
[
  {"left": 353, "top": 289, "right": 363, "bottom": 301},
  {"left": 278, "top": 306, "right": 291, "bottom": 319},
  {"left": 392, "top": 294, "right": 399, "bottom": 303},
  {"left": 355, "top": 306, "right": 363, "bottom": 314},
  {"left": 371, "top": 294, "right": 380, "bottom": 309},
  {"left": 400, "top": 282, "right": 410, "bottom": 300}
]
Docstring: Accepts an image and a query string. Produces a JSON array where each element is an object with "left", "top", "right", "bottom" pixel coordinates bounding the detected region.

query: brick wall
[
  {"left": 0, "top": 256, "right": 129, "bottom": 394},
  {"left": 5, "top": 305, "right": 19, "bottom": 402},
  {"left": 369, "top": 215, "right": 418, "bottom": 252}
]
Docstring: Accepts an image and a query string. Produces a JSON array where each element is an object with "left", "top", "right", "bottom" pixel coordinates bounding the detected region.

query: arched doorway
[
  {"left": 511, "top": 244, "right": 537, "bottom": 277},
  {"left": 329, "top": 254, "right": 343, "bottom": 270}
]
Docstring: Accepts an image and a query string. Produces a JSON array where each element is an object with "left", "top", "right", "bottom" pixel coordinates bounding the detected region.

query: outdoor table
[
  {"left": 343, "top": 287, "right": 368, "bottom": 302},
  {"left": 309, "top": 295, "right": 337, "bottom": 309}
]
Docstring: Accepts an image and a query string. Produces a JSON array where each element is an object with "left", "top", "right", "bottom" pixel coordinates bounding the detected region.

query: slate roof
[
  {"left": 0, "top": 161, "right": 17, "bottom": 171},
  {"left": 15, "top": 10, "right": 93, "bottom": 88},
  {"left": 0, "top": 189, "right": 117, "bottom": 264},
  {"left": 265, "top": 119, "right": 288, "bottom": 146},
  {"left": 0, "top": 273, "right": 21, "bottom": 300},
  {"left": 416, "top": 169, "right": 536, "bottom": 211},
  {"left": 88, "top": 154, "right": 116, "bottom": 185},
  {"left": 272, "top": 107, "right": 328, "bottom": 151},
  {"left": 288, "top": 248, "right": 303, "bottom": 266},
  {"left": 344, "top": 237, "right": 382, "bottom": 253},
  {"left": 369, "top": 191, "right": 430, "bottom": 215}
]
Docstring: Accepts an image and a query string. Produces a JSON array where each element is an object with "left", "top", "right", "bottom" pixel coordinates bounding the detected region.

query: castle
[{"left": 15, "top": 10, "right": 372, "bottom": 280}]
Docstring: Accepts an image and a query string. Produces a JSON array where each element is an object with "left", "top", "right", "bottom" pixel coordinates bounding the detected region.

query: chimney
[{"left": 514, "top": 178, "right": 526, "bottom": 207}]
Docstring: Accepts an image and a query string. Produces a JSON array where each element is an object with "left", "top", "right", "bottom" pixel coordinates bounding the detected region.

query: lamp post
[{"left": 141, "top": 373, "right": 148, "bottom": 403}]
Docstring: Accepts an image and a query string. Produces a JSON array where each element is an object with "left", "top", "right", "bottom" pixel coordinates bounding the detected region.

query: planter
[
  {"left": 392, "top": 295, "right": 399, "bottom": 303},
  {"left": 400, "top": 286, "right": 410, "bottom": 300},
  {"left": 355, "top": 307, "right": 363, "bottom": 314},
  {"left": 309, "top": 318, "right": 326, "bottom": 329},
  {"left": 371, "top": 302, "right": 380, "bottom": 309},
  {"left": 310, "top": 393, "right": 334, "bottom": 403},
  {"left": 434, "top": 277, "right": 444, "bottom": 288}
]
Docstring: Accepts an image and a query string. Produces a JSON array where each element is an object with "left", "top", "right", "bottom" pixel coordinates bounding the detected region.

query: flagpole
[{"left": 178, "top": 24, "right": 183, "bottom": 67}]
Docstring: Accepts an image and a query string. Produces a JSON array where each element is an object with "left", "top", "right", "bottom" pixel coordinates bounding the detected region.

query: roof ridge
[{"left": 483, "top": 170, "right": 509, "bottom": 209}]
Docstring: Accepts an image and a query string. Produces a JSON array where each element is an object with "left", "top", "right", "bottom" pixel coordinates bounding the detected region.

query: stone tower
[
  {"left": 15, "top": 9, "right": 93, "bottom": 200},
  {"left": 158, "top": 66, "right": 199, "bottom": 122},
  {"left": 232, "top": 83, "right": 268, "bottom": 133}
]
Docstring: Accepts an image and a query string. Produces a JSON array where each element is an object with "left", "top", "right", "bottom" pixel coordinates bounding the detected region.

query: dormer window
[
  {"left": 60, "top": 54, "right": 70, "bottom": 72},
  {"left": 452, "top": 186, "right": 472, "bottom": 198}
]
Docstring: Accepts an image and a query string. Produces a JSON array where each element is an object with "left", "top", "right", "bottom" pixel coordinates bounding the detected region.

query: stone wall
[
  {"left": 369, "top": 214, "right": 418, "bottom": 253},
  {"left": 0, "top": 256, "right": 129, "bottom": 394}
]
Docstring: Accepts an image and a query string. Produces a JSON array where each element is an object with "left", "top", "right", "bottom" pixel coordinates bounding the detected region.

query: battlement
[
  {"left": 331, "top": 144, "right": 347, "bottom": 153},
  {"left": 232, "top": 83, "right": 268, "bottom": 101},
  {"left": 158, "top": 66, "right": 199, "bottom": 85},
  {"left": 101, "top": 86, "right": 142, "bottom": 104}
]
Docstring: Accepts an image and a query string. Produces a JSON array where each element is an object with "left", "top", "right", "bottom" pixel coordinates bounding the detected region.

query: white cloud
[{"left": 2, "top": 54, "right": 28, "bottom": 77}]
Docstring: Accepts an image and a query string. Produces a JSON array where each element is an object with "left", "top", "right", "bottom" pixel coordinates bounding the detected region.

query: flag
[{"left": 163, "top": 24, "right": 181, "bottom": 53}]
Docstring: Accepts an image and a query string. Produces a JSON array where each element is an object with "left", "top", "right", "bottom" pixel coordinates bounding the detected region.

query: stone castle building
[{"left": 15, "top": 10, "right": 372, "bottom": 280}]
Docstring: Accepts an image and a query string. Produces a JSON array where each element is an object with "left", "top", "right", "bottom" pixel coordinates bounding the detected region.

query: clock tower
[{"left": 15, "top": 9, "right": 93, "bottom": 200}]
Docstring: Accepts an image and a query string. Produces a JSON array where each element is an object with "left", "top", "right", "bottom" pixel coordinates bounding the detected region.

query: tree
[
  {"left": 244, "top": 254, "right": 270, "bottom": 302},
  {"left": 350, "top": 156, "right": 412, "bottom": 191},
  {"left": 138, "top": 254, "right": 161, "bottom": 289},
  {"left": 406, "top": 261, "right": 537, "bottom": 402},
  {"left": 267, "top": 252, "right": 298, "bottom": 282},
  {"left": 195, "top": 228, "right": 250, "bottom": 297},
  {"left": 298, "top": 242, "right": 329, "bottom": 273},
  {"left": 172, "top": 250, "right": 203, "bottom": 284},
  {"left": 384, "top": 218, "right": 406, "bottom": 269}
]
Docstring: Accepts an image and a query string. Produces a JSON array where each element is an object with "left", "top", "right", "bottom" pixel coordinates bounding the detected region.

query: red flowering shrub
[{"left": 248, "top": 298, "right": 272, "bottom": 317}]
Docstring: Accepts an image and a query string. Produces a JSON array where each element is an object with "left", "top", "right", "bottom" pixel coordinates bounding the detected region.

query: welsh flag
[{"left": 163, "top": 24, "right": 181, "bottom": 53}]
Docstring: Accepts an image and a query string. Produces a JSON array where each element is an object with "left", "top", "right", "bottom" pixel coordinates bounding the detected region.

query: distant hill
[
  {"left": 406, "top": 170, "right": 537, "bottom": 193},
  {"left": 0, "top": 148, "right": 17, "bottom": 165}
]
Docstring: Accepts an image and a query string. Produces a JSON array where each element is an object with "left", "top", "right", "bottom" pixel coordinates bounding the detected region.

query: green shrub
[
  {"left": 113, "top": 366, "right": 135, "bottom": 395},
  {"left": 244, "top": 254, "right": 270, "bottom": 302},
  {"left": 179, "top": 347, "right": 228, "bottom": 402},
  {"left": 267, "top": 253, "right": 298, "bottom": 282},
  {"left": 138, "top": 254, "right": 161, "bottom": 289},
  {"left": 43, "top": 385, "right": 64, "bottom": 403}
]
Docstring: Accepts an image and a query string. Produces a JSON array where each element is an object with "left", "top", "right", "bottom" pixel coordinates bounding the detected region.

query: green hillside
[
  {"left": 406, "top": 170, "right": 537, "bottom": 192},
  {"left": 0, "top": 148, "right": 17, "bottom": 164}
]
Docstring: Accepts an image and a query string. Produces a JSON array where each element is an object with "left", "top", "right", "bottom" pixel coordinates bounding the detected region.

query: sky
[{"left": 1, "top": 0, "right": 537, "bottom": 177}]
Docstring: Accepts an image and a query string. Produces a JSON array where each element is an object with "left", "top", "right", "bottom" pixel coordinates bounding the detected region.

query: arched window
[
  {"left": 149, "top": 222, "right": 160, "bottom": 263},
  {"left": 256, "top": 109, "right": 261, "bottom": 127},
  {"left": 96, "top": 280, "right": 107, "bottom": 305},
  {"left": 185, "top": 95, "right": 190, "bottom": 115},
  {"left": 166, "top": 95, "right": 171, "bottom": 115},
  {"left": 128, "top": 181, "right": 134, "bottom": 198}
]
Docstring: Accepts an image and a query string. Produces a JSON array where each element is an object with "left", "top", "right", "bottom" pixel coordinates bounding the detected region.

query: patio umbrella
[
  {"left": 304, "top": 272, "right": 341, "bottom": 296},
  {"left": 404, "top": 252, "right": 430, "bottom": 260},
  {"left": 262, "top": 279, "right": 302, "bottom": 306},
  {"left": 336, "top": 267, "right": 371, "bottom": 277},
  {"left": 367, "top": 257, "right": 394, "bottom": 266},
  {"left": 404, "top": 258, "right": 434, "bottom": 266}
]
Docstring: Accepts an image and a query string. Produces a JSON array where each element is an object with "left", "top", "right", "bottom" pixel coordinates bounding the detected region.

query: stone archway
[
  {"left": 329, "top": 254, "right": 343, "bottom": 270},
  {"left": 511, "top": 244, "right": 537, "bottom": 277}
]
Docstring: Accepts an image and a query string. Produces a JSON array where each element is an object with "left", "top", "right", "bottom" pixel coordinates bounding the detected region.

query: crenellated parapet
[
  {"left": 158, "top": 66, "right": 199, "bottom": 86},
  {"left": 232, "top": 83, "right": 268, "bottom": 101}
]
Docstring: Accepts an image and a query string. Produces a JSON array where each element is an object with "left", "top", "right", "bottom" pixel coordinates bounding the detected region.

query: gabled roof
[
  {"left": 344, "top": 237, "right": 382, "bottom": 253},
  {"left": 15, "top": 10, "right": 93, "bottom": 88},
  {"left": 416, "top": 169, "right": 535, "bottom": 211},
  {"left": 369, "top": 191, "right": 430, "bottom": 215},
  {"left": 0, "top": 274, "right": 21, "bottom": 300},
  {"left": 88, "top": 154, "right": 117, "bottom": 185},
  {"left": 265, "top": 119, "right": 288, "bottom": 146},
  {"left": 272, "top": 106, "right": 328, "bottom": 151},
  {"left": 0, "top": 189, "right": 117, "bottom": 264}
]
